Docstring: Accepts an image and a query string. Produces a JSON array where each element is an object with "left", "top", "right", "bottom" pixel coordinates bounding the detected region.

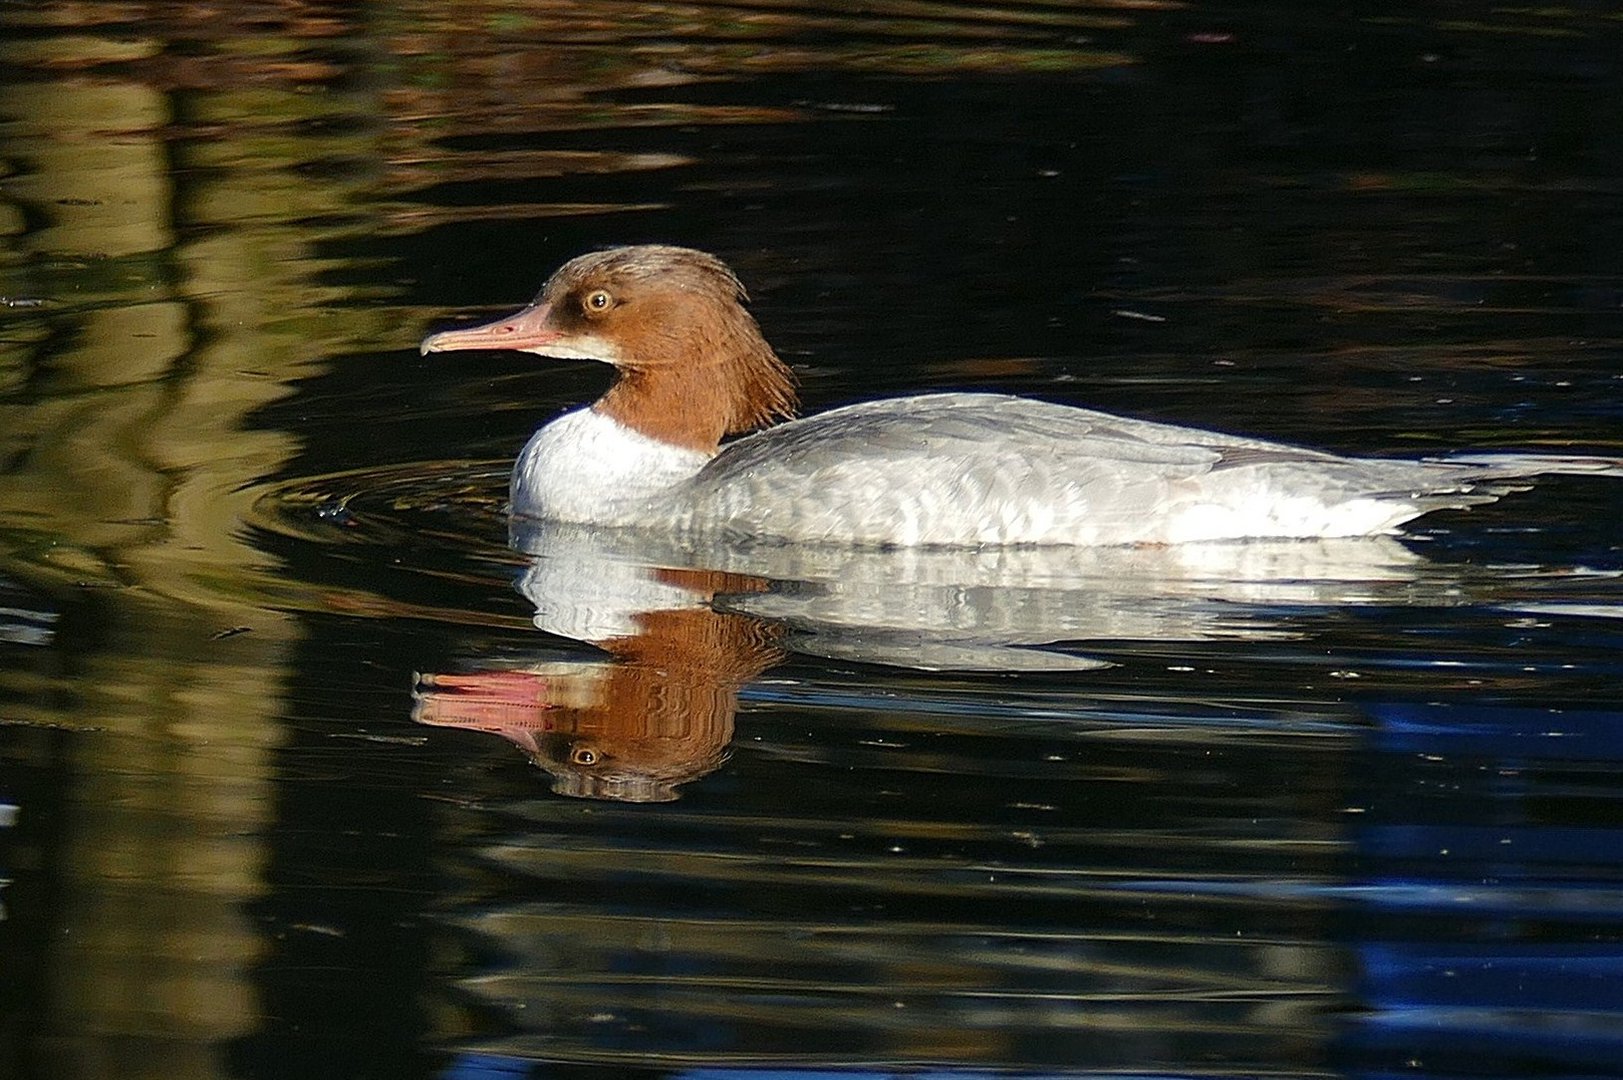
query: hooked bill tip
[
  {"left": 419, "top": 326, "right": 462, "bottom": 355},
  {"left": 416, "top": 303, "right": 559, "bottom": 356}
]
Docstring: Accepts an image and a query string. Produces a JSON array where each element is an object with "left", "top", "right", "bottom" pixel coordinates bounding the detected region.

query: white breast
[{"left": 511, "top": 407, "right": 710, "bottom": 523}]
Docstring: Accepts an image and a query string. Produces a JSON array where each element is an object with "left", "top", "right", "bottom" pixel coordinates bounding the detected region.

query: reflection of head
[
  {"left": 528, "top": 674, "right": 737, "bottom": 803},
  {"left": 414, "top": 598, "right": 782, "bottom": 803}
]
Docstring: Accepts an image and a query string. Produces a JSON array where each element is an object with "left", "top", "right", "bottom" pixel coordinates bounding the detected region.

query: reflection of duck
[
  {"left": 416, "top": 521, "right": 1469, "bottom": 801},
  {"left": 421, "top": 245, "right": 1621, "bottom": 546},
  {"left": 414, "top": 565, "right": 781, "bottom": 803}
]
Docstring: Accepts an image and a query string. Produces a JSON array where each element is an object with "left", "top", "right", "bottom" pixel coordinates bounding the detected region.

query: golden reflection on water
[{"left": 0, "top": 11, "right": 390, "bottom": 1076}]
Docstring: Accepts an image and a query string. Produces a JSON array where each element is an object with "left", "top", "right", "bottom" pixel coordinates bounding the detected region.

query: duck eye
[
  {"left": 571, "top": 747, "right": 599, "bottom": 766},
  {"left": 584, "top": 290, "right": 613, "bottom": 312}
]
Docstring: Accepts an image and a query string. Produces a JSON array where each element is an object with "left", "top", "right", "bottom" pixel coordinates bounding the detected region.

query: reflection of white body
[
  {"left": 516, "top": 535, "right": 704, "bottom": 644},
  {"left": 513, "top": 520, "right": 1440, "bottom": 671},
  {"left": 423, "top": 246, "right": 1621, "bottom": 547}
]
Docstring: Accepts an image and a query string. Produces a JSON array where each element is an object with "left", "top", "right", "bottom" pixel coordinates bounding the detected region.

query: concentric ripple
[{"left": 239, "top": 460, "right": 535, "bottom": 627}]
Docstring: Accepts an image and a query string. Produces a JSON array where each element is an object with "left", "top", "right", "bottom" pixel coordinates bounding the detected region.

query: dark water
[{"left": 3, "top": 3, "right": 1623, "bottom": 1078}]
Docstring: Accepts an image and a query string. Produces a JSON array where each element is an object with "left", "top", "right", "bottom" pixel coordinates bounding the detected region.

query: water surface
[{"left": 2, "top": 3, "right": 1622, "bottom": 1078}]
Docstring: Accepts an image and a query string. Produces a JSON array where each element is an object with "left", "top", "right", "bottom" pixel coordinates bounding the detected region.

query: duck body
[
  {"left": 513, "top": 392, "right": 1549, "bottom": 546},
  {"left": 424, "top": 245, "right": 1619, "bottom": 548}
]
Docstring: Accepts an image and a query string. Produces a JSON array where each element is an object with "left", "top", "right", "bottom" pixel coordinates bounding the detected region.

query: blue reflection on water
[{"left": 1336, "top": 701, "right": 1623, "bottom": 1077}]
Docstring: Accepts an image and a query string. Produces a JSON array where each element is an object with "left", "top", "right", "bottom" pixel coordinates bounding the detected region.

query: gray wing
[
  {"left": 705, "top": 392, "right": 1325, "bottom": 475},
  {"left": 673, "top": 393, "right": 1566, "bottom": 545},
  {"left": 678, "top": 393, "right": 1341, "bottom": 544}
]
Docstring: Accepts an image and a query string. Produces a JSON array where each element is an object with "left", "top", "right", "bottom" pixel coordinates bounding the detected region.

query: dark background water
[{"left": 2, "top": 3, "right": 1622, "bottom": 1079}]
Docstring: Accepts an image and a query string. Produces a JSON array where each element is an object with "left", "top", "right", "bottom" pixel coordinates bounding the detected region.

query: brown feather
[{"left": 542, "top": 246, "right": 798, "bottom": 452}]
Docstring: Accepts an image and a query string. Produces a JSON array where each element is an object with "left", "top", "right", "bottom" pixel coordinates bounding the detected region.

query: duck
[{"left": 420, "top": 244, "right": 1620, "bottom": 547}]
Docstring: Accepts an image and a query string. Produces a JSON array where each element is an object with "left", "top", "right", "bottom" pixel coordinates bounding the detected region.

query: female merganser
[{"left": 421, "top": 245, "right": 1619, "bottom": 547}]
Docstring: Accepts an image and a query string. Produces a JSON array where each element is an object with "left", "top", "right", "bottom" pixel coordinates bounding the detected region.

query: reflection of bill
[
  {"left": 414, "top": 521, "right": 1469, "bottom": 802},
  {"left": 414, "top": 567, "right": 782, "bottom": 803}
]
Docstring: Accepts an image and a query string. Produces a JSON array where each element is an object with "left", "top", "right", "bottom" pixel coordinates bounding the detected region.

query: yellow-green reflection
[{"left": 0, "top": 10, "right": 398, "bottom": 1077}]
